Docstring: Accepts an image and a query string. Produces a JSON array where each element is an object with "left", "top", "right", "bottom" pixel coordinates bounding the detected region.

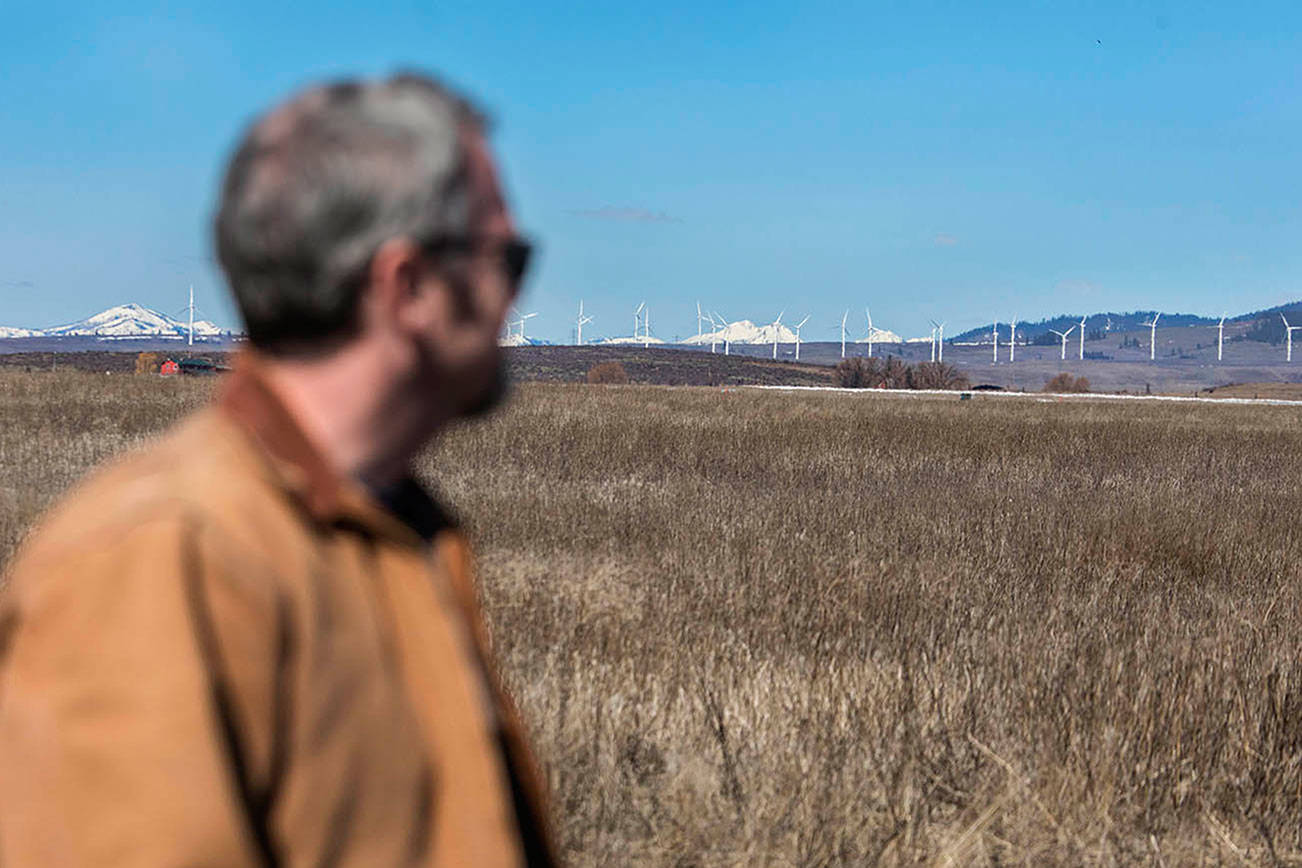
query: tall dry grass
[{"left": 3, "top": 370, "right": 1302, "bottom": 864}]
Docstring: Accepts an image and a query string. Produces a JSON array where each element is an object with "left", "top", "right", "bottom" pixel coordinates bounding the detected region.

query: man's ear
[{"left": 365, "top": 238, "right": 428, "bottom": 333}]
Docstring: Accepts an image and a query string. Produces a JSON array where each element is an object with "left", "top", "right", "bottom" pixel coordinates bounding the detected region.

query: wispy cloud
[
  {"left": 1055, "top": 279, "right": 1101, "bottom": 297},
  {"left": 571, "top": 206, "right": 683, "bottom": 224},
  {"left": 0, "top": 280, "right": 35, "bottom": 290},
  {"left": 933, "top": 233, "right": 958, "bottom": 247}
]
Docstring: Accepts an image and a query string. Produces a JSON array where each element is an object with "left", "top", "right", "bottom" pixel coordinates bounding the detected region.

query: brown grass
[{"left": 4, "top": 370, "right": 1302, "bottom": 865}]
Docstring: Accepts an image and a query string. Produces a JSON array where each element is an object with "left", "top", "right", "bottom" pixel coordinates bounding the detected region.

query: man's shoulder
[{"left": 7, "top": 407, "right": 303, "bottom": 579}]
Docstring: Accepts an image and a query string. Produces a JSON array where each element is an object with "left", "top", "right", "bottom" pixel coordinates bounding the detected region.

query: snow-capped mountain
[
  {"left": 681, "top": 319, "right": 799, "bottom": 346},
  {"left": 0, "top": 304, "right": 231, "bottom": 339},
  {"left": 599, "top": 335, "right": 667, "bottom": 345},
  {"left": 855, "top": 328, "right": 903, "bottom": 344}
]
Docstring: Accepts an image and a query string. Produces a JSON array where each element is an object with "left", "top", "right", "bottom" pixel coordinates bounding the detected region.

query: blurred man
[{"left": 0, "top": 73, "right": 556, "bottom": 866}]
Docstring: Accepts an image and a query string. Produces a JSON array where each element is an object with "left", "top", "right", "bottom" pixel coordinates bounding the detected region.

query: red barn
[{"left": 159, "top": 359, "right": 179, "bottom": 376}]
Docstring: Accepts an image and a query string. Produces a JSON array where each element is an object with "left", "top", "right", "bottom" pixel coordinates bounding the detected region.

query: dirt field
[{"left": 3, "top": 371, "right": 1301, "bottom": 864}]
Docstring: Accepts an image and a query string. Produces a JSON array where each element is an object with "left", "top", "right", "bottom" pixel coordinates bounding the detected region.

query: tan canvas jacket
[{"left": 0, "top": 357, "right": 557, "bottom": 866}]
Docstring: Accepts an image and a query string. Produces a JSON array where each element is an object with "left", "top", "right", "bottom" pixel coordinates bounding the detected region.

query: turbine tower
[
  {"left": 575, "top": 301, "right": 593, "bottom": 346},
  {"left": 929, "top": 320, "right": 945, "bottom": 363},
  {"left": 840, "top": 309, "right": 849, "bottom": 359},
  {"left": 1283, "top": 313, "right": 1301, "bottom": 362},
  {"left": 991, "top": 320, "right": 999, "bottom": 364},
  {"left": 1050, "top": 325, "right": 1076, "bottom": 361},
  {"left": 770, "top": 310, "right": 785, "bottom": 360},
  {"left": 634, "top": 302, "right": 645, "bottom": 344},
  {"left": 792, "top": 315, "right": 810, "bottom": 361},
  {"left": 187, "top": 284, "right": 195, "bottom": 347},
  {"left": 713, "top": 311, "right": 732, "bottom": 355},
  {"left": 1078, "top": 315, "right": 1087, "bottom": 361},
  {"left": 1142, "top": 312, "right": 1161, "bottom": 361},
  {"left": 515, "top": 310, "right": 538, "bottom": 343},
  {"left": 643, "top": 306, "right": 651, "bottom": 348},
  {"left": 706, "top": 312, "right": 719, "bottom": 353},
  {"left": 865, "top": 308, "right": 876, "bottom": 358},
  {"left": 696, "top": 302, "right": 708, "bottom": 342},
  {"left": 1008, "top": 317, "right": 1017, "bottom": 363},
  {"left": 1217, "top": 313, "right": 1226, "bottom": 362}
]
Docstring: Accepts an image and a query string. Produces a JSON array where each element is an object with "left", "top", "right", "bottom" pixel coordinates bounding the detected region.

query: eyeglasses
[{"left": 422, "top": 235, "right": 534, "bottom": 292}]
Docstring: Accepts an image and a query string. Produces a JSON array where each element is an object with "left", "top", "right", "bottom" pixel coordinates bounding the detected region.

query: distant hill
[{"left": 952, "top": 302, "right": 1302, "bottom": 344}]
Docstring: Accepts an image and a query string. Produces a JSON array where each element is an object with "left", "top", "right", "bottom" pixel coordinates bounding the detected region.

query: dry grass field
[{"left": 3, "top": 369, "right": 1302, "bottom": 865}]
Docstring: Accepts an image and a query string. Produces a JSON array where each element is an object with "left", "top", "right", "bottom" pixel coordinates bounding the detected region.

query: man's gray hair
[{"left": 214, "top": 73, "right": 484, "bottom": 354}]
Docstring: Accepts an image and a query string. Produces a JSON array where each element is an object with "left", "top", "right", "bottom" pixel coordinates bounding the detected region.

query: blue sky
[{"left": 2, "top": 0, "right": 1300, "bottom": 342}]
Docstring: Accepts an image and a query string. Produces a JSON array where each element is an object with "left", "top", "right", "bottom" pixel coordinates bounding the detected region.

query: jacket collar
[{"left": 217, "top": 352, "right": 452, "bottom": 546}]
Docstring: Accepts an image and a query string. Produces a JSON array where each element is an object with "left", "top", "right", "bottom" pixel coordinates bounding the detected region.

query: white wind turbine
[
  {"left": 1283, "top": 313, "right": 1301, "bottom": 362},
  {"left": 634, "top": 301, "right": 645, "bottom": 344},
  {"left": 643, "top": 305, "right": 652, "bottom": 348},
  {"left": 1216, "top": 313, "right": 1226, "bottom": 362},
  {"left": 791, "top": 315, "right": 810, "bottom": 361},
  {"left": 1049, "top": 325, "right": 1076, "bottom": 361},
  {"left": 991, "top": 319, "right": 999, "bottom": 364},
  {"left": 770, "top": 310, "right": 785, "bottom": 360},
  {"left": 706, "top": 312, "right": 719, "bottom": 353},
  {"left": 171, "top": 284, "right": 202, "bottom": 346},
  {"left": 1142, "top": 312, "right": 1161, "bottom": 360},
  {"left": 840, "top": 309, "right": 849, "bottom": 359},
  {"left": 865, "top": 308, "right": 876, "bottom": 358},
  {"left": 1078, "top": 315, "right": 1087, "bottom": 361},
  {"left": 696, "top": 302, "right": 709, "bottom": 343},
  {"left": 1008, "top": 317, "right": 1017, "bottom": 362},
  {"left": 511, "top": 309, "right": 538, "bottom": 343},
  {"left": 575, "top": 301, "right": 593, "bottom": 346},
  {"left": 713, "top": 311, "right": 733, "bottom": 355},
  {"left": 928, "top": 320, "right": 945, "bottom": 363}
]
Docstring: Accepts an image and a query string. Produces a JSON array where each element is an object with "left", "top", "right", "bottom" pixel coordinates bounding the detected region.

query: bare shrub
[
  {"left": 1045, "top": 372, "right": 1091, "bottom": 393},
  {"left": 585, "top": 361, "right": 629, "bottom": 385},
  {"left": 833, "top": 357, "right": 881, "bottom": 388},
  {"left": 908, "top": 361, "right": 971, "bottom": 390},
  {"left": 133, "top": 352, "right": 160, "bottom": 375}
]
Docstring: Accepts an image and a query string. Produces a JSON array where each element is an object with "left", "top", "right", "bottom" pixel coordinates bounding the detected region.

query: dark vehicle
[{"left": 178, "top": 358, "right": 221, "bottom": 376}]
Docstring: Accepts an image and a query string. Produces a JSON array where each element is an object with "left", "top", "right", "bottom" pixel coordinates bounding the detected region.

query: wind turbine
[
  {"left": 696, "top": 302, "right": 708, "bottom": 343},
  {"left": 171, "top": 285, "right": 201, "bottom": 346},
  {"left": 1049, "top": 325, "right": 1076, "bottom": 361},
  {"left": 929, "top": 320, "right": 945, "bottom": 363},
  {"left": 1283, "top": 313, "right": 1301, "bottom": 362},
  {"left": 840, "top": 309, "right": 849, "bottom": 359},
  {"left": 575, "top": 300, "right": 593, "bottom": 346},
  {"left": 791, "top": 315, "right": 810, "bottom": 361},
  {"left": 1078, "top": 315, "right": 1087, "bottom": 361},
  {"left": 1216, "top": 313, "right": 1226, "bottom": 362},
  {"left": 770, "top": 310, "right": 785, "bottom": 360},
  {"left": 865, "top": 308, "right": 875, "bottom": 359},
  {"left": 706, "top": 312, "right": 719, "bottom": 353},
  {"left": 1142, "top": 312, "right": 1161, "bottom": 361},
  {"left": 506, "top": 308, "right": 538, "bottom": 343},
  {"left": 713, "top": 311, "right": 733, "bottom": 355},
  {"left": 643, "top": 306, "right": 652, "bottom": 348},
  {"left": 634, "top": 302, "right": 645, "bottom": 344},
  {"left": 991, "top": 320, "right": 999, "bottom": 364},
  {"left": 1008, "top": 317, "right": 1017, "bottom": 363}
]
